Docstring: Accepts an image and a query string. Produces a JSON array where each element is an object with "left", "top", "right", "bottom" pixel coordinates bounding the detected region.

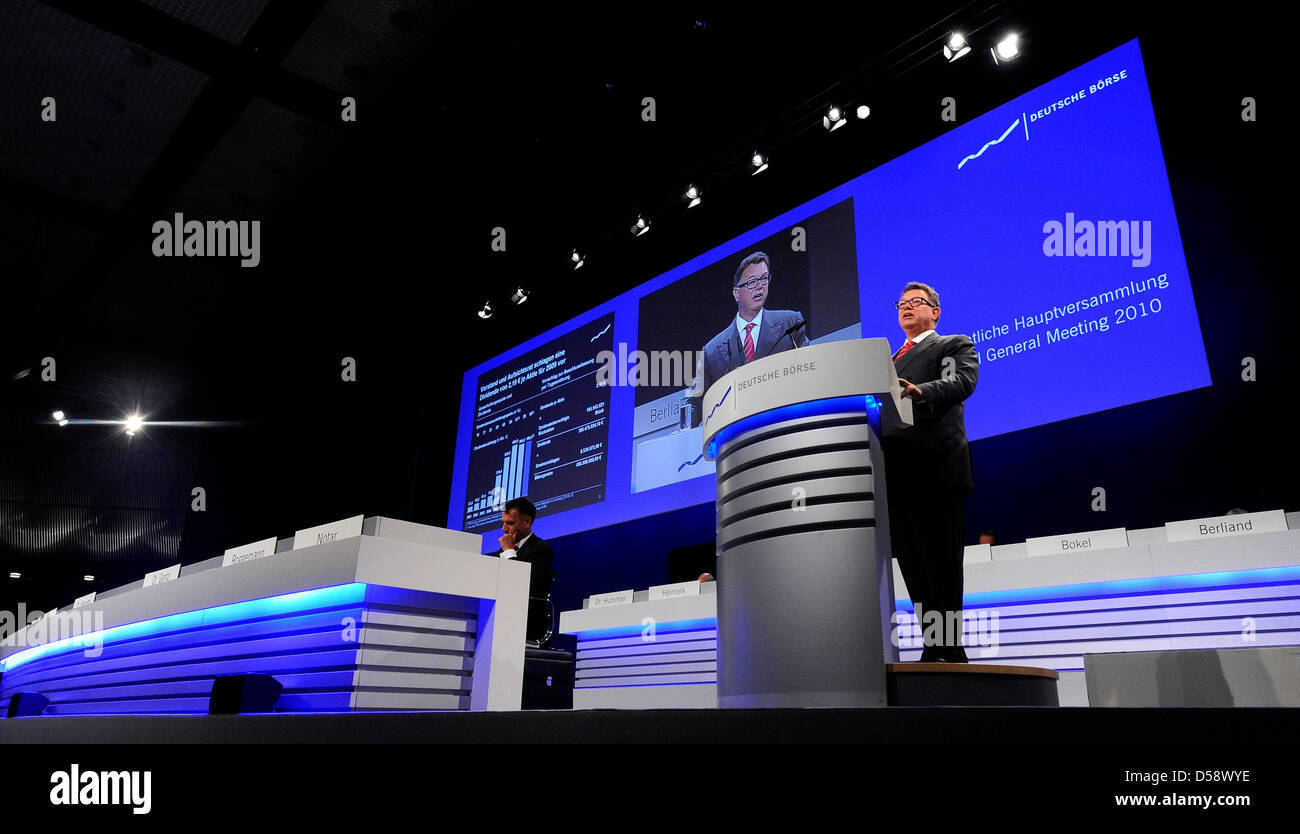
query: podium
[{"left": 699, "top": 338, "right": 912, "bottom": 708}]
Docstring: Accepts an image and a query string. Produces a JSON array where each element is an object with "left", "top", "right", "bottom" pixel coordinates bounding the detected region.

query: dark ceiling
[{"left": 1, "top": 0, "right": 1288, "bottom": 610}]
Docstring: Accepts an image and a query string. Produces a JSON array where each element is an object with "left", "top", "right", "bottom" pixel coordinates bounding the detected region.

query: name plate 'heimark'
[{"left": 647, "top": 581, "right": 701, "bottom": 601}]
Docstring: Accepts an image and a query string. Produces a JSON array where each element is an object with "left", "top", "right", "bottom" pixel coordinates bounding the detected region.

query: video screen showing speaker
[{"left": 629, "top": 198, "right": 860, "bottom": 494}]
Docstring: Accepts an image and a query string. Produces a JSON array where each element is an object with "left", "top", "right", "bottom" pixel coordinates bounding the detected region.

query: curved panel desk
[
  {"left": 699, "top": 338, "right": 911, "bottom": 708},
  {"left": 0, "top": 519, "right": 530, "bottom": 716}
]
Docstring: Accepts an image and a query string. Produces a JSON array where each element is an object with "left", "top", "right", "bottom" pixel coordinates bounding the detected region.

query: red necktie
[
  {"left": 743, "top": 323, "right": 756, "bottom": 363},
  {"left": 894, "top": 339, "right": 915, "bottom": 361}
]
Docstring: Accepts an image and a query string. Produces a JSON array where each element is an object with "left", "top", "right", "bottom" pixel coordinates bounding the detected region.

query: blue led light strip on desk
[
  {"left": 0, "top": 582, "right": 368, "bottom": 674},
  {"left": 894, "top": 565, "right": 1300, "bottom": 612}
]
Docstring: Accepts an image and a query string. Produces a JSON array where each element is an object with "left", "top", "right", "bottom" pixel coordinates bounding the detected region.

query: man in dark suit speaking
[
  {"left": 493, "top": 496, "right": 554, "bottom": 599},
  {"left": 882, "top": 282, "right": 978, "bottom": 662},
  {"left": 689, "top": 250, "right": 810, "bottom": 425}
]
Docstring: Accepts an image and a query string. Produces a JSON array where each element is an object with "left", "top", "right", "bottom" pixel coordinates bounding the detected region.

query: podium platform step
[{"left": 886, "top": 663, "right": 1060, "bottom": 706}]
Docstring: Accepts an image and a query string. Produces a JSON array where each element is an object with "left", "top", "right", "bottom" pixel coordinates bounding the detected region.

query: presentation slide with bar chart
[{"left": 462, "top": 313, "right": 615, "bottom": 533}]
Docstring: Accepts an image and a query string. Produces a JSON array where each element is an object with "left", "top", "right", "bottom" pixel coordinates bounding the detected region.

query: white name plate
[
  {"left": 143, "top": 564, "right": 181, "bottom": 588},
  {"left": 73, "top": 592, "right": 97, "bottom": 609},
  {"left": 293, "top": 515, "right": 364, "bottom": 550},
  {"left": 647, "top": 581, "right": 701, "bottom": 601},
  {"left": 963, "top": 543, "right": 992, "bottom": 564},
  {"left": 1026, "top": 527, "right": 1129, "bottom": 557},
  {"left": 223, "top": 536, "right": 279, "bottom": 567},
  {"left": 1165, "top": 510, "right": 1287, "bottom": 543},
  {"left": 590, "top": 590, "right": 634, "bottom": 608}
]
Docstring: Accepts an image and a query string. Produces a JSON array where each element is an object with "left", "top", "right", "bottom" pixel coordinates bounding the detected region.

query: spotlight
[
  {"left": 992, "top": 33, "right": 1020, "bottom": 64},
  {"left": 511, "top": 287, "right": 530, "bottom": 305},
  {"left": 631, "top": 215, "right": 651, "bottom": 236},
  {"left": 685, "top": 184, "right": 702, "bottom": 208},
  {"left": 944, "top": 32, "right": 971, "bottom": 62},
  {"left": 125, "top": 414, "right": 144, "bottom": 434},
  {"left": 823, "top": 105, "right": 846, "bottom": 132},
  {"left": 52, "top": 410, "right": 65, "bottom": 421},
  {"left": 8, "top": 572, "right": 19, "bottom": 579},
  {"left": 477, "top": 301, "right": 493, "bottom": 319},
  {"left": 58, "top": 419, "right": 68, "bottom": 427},
  {"left": 83, "top": 575, "right": 94, "bottom": 581},
  {"left": 856, "top": 105, "right": 871, "bottom": 120},
  {"left": 750, "top": 152, "right": 768, "bottom": 175},
  {"left": 570, "top": 250, "right": 585, "bottom": 269}
]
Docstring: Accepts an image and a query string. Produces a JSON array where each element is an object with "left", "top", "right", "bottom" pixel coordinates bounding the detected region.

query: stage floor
[{"left": 2, "top": 706, "right": 1297, "bottom": 744}]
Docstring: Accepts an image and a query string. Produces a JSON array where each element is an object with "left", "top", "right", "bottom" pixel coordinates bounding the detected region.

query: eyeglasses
[
  {"left": 736, "top": 274, "right": 771, "bottom": 291},
  {"left": 895, "top": 297, "right": 934, "bottom": 309}
]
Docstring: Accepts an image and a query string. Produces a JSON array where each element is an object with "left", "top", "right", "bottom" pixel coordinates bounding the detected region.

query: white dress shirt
[
  {"left": 898, "top": 327, "right": 936, "bottom": 355},
  {"left": 736, "top": 309, "right": 764, "bottom": 353},
  {"left": 501, "top": 532, "right": 532, "bottom": 559}
]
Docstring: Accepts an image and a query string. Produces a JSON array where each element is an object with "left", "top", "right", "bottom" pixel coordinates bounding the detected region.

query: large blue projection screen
[
  {"left": 449, "top": 38, "right": 1209, "bottom": 546},
  {"left": 855, "top": 39, "right": 1208, "bottom": 440}
]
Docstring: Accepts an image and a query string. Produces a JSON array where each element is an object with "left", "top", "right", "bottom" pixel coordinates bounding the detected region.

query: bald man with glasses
[
  {"left": 882, "top": 281, "right": 979, "bottom": 662},
  {"left": 689, "top": 250, "right": 809, "bottom": 426}
]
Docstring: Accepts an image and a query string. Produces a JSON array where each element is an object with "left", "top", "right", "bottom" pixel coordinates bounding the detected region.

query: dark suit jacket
[
  {"left": 880, "top": 332, "right": 979, "bottom": 492},
  {"left": 493, "top": 533, "right": 555, "bottom": 598},
  {"left": 690, "top": 308, "right": 809, "bottom": 426}
]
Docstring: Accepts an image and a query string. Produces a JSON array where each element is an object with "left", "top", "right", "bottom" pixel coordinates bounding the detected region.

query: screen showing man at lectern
[{"left": 629, "top": 198, "right": 860, "bottom": 494}]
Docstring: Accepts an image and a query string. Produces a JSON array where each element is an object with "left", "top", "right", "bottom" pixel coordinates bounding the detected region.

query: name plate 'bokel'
[
  {"left": 293, "top": 515, "right": 364, "bottom": 551},
  {"left": 1025, "top": 527, "right": 1129, "bottom": 557},
  {"left": 1165, "top": 510, "right": 1287, "bottom": 543}
]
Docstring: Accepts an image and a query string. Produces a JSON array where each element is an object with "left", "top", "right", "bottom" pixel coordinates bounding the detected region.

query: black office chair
[
  {"left": 522, "top": 569, "right": 573, "bottom": 709},
  {"left": 525, "top": 569, "right": 557, "bottom": 649}
]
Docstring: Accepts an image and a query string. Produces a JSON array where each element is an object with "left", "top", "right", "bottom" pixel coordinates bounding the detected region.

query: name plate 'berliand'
[{"left": 1165, "top": 510, "right": 1287, "bottom": 543}]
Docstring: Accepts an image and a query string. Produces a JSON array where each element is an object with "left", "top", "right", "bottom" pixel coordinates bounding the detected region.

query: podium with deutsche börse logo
[{"left": 700, "top": 338, "right": 912, "bottom": 708}]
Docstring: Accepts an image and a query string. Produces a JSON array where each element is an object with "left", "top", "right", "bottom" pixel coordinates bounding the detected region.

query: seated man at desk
[{"left": 494, "top": 497, "right": 554, "bottom": 599}]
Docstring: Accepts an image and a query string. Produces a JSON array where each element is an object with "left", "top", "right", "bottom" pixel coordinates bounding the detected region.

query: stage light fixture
[
  {"left": 83, "top": 575, "right": 94, "bottom": 581},
  {"left": 823, "top": 105, "right": 847, "bottom": 132},
  {"left": 58, "top": 419, "right": 68, "bottom": 427},
  {"left": 992, "top": 33, "right": 1020, "bottom": 64},
  {"left": 511, "top": 287, "right": 530, "bottom": 305},
  {"left": 631, "top": 215, "right": 651, "bottom": 236},
  {"left": 52, "top": 410, "right": 65, "bottom": 421},
  {"left": 856, "top": 105, "right": 871, "bottom": 120},
  {"left": 685, "top": 184, "right": 702, "bottom": 208},
  {"left": 477, "top": 301, "right": 493, "bottom": 319},
  {"left": 751, "top": 152, "right": 768, "bottom": 175},
  {"left": 8, "top": 572, "right": 19, "bottom": 579},
  {"left": 125, "top": 414, "right": 144, "bottom": 434},
  {"left": 944, "top": 32, "right": 971, "bottom": 62},
  {"left": 571, "top": 250, "right": 585, "bottom": 269}
]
